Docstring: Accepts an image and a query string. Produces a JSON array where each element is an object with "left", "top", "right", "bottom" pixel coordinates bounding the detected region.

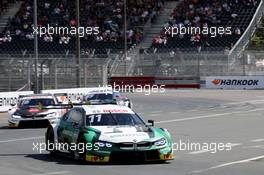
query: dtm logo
[
  {"left": 212, "top": 79, "right": 221, "bottom": 85},
  {"left": 211, "top": 79, "right": 259, "bottom": 86}
]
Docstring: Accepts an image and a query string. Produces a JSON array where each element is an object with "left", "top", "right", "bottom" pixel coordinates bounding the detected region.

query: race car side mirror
[
  {"left": 111, "top": 99, "right": 117, "bottom": 104},
  {"left": 72, "top": 122, "right": 80, "bottom": 128},
  {"left": 147, "top": 120, "right": 155, "bottom": 126}
]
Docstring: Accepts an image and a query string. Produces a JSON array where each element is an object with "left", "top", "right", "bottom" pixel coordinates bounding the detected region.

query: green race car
[{"left": 45, "top": 104, "right": 174, "bottom": 163}]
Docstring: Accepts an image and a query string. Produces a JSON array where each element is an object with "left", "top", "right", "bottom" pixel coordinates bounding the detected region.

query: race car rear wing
[
  {"left": 24, "top": 104, "right": 73, "bottom": 110},
  {"left": 29, "top": 99, "right": 118, "bottom": 110}
]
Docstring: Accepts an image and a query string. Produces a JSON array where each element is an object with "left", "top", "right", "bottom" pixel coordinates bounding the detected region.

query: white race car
[
  {"left": 8, "top": 94, "right": 67, "bottom": 128},
  {"left": 83, "top": 90, "right": 133, "bottom": 108}
]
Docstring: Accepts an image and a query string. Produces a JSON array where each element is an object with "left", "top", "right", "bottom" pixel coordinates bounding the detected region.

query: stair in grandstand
[
  {"left": 0, "top": 1, "right": 21, "bottom": 33},
  {"left": 139, "top": 1, "right": 179, "bottom": 49},
  {"left": 109, "top": 47, "right": 141, "bottom": 76},
  {"left": 109, "top": 54, "right": 127, "bottom": 76}
]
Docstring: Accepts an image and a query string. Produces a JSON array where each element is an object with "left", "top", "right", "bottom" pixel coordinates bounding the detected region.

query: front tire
[
  {"left": 77, "top": 134, "right": 87, "bottom": 162},
  {"left": 46, "top": 126, "right": 57, "bottom": 156}
]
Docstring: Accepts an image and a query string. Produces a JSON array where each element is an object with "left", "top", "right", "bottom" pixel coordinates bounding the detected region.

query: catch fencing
[{"left": 1, "top": 50, "right": 264, "bottom": 92}]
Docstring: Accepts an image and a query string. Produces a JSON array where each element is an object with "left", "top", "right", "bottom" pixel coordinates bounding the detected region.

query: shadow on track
[
  {"left": 26, "top": 153, "right": 170, "bottom": 166},
  {"left": 0, "top": 126, "right": 8, "bottom": 129},
  {"left": 0, "top": 123, "right": 49, "bottom": 130}
]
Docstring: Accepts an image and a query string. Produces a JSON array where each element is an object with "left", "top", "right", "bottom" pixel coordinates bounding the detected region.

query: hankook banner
[{"left": 206, "top": 76, "right": 264, "bottom": 89}]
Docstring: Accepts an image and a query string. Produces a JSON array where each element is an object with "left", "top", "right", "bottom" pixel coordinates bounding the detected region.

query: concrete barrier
[
  {"left": 0, "top": 91, "right": 34, "bottom": 112},
  {"left": 110, "top": 76, "right": 200, "bottom": 89}
]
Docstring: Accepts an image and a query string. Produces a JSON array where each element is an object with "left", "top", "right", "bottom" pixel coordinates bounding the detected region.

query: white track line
[
  {"left": 0, "top": 136, "right": 44, "bottom": 143},
  {"left": 225, "top": 99, "right": 264, "bottom": 105},
  {"left": 149, "top": 113, "right": 160, "bottom": 117},
  {"left": 170, "top": 111, "right": 180, "bottom": 114},
  {"left": 188, "top": 143, "right": 241, "bottom": 155},
  {"left": 156, "top": 108, "right": 264, "bottom": 124},
  {"left": 32, "top": 171, "right": 71, "bottom": 175},
  {"left": 151, "top": 110, "right": 162, "bottom": 113},
  {"left": 251, "top": 138, "right": 264, "bottom": 142},
  {"left": 244, "top": 145, "right": 264, "bottom": 149},
  {"left": 188, "top": 109, "right": 198, "bottom": 112},
  {"left": 206, "top": 100, "right": 264, "bottom": 110},
  {"left": 191, "top": 155, "right": 264, "bottom": 174},
  {"left": 188, "top": 150, "right": 210, "bottom": 155}
]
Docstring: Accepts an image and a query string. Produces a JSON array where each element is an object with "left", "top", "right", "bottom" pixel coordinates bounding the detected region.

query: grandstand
[
  {"left": 248, "top": 16, "right": 264, "bottom": 50},
  {"left": 0, "top": 0, "right": 13, "bottom": 14},
  {"left": 0, "top": 0, "right": 163, "bottom": 55},
  {"left": 151, "top": 0, "right": 261, "bottom": 52},
  {"left": 0, "top": 0, "right": 264, "bottom": 91}
]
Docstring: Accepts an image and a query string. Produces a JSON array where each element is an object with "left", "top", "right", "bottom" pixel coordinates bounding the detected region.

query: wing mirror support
[{"left": 147, "top": 120, "right": 155, "bottom": 127}]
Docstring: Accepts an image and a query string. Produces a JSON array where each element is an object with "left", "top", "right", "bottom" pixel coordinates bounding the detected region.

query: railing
[
  {"left": 127, "top": 55, "right": 136, "bottom": 76},
  {"left": 228, "top": 0, "right": 264, "bottom": 67},
  {"left": 130, "top": 51, "right": 264, "bottom": 77},
  {"left": 109, "top": 54, "right": 122, "bottom": 75},
  {"left": 1, "top": 50, "right": 264, "bottom": 92},
  {"left": 0, "top": 54, "right": 119, "bottom": 92}
]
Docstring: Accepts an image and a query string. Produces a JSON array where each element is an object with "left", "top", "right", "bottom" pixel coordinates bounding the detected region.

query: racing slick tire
[
  {"left": 76, "top": 133, "right": 87, "bottom": 162},
  {"left": 46, "top": 126, "right": 57, "bottom": 156}
]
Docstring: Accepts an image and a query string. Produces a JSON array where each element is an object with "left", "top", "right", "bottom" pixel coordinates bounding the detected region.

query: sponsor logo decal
[
  {"left": 109, "top": 133, "right": 147, "bottom": 138},
  {"left": 211, "top": 79, "right": 259, "bottom": 86},
  {"left": 102, "top": 109, "right": 129, "bottom": 113},
  {"left": 212, "top": 79, "right": 221, "bottom": 85}
]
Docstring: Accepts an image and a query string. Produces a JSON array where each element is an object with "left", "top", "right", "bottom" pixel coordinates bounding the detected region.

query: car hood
[
  {"left": 16, "top": 109, "right": 49, "bottom": 116},
  {"left": 90, "top": 125, "right": 157, "bottom": 143}
]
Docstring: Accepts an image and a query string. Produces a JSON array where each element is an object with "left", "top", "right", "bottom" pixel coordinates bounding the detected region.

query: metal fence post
[
  {"left": 54, "top": 63, "right": 57, "bottom": 89},
  {"left": 102, "top": 64, "right": 108, "bottom": 86},
  {"left": 84, "top": 62, "right": 87, "bottom": 87},
  {"left": 8, "top": 67, "right": 11, "bottom": 91},
  {"left": 40, "top": 60, "right": 46, "bottom": 90},
  {"left": 27, "top": 63, "right": 31, "bottom": 91}
]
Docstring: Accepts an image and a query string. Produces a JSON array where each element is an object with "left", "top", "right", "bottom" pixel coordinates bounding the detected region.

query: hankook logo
[
  {"left": 212, "top": 79, "right": 221, "bottom": 85},
  {"left": 211, "top": 79, "right": 259, "bottom": 86}
]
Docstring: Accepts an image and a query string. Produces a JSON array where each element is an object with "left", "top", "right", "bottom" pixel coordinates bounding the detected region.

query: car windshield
[
  {"left": 86, "top": 113, "right": 145, "bottom": 126},
  {"left": 20, "top": 98, "right": 55, "bottom": 107},
  {"left": 85, "top": 93, "right": 113, "bottom": 101}
]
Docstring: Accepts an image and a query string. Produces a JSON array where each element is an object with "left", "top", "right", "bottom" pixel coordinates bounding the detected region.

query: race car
[
  {"left": 8, "top": 94, "right": 66, "bottom": 128},
  {"left": 83, "top": 90, "right": 133, "bottom": 108},
  {"left": 45, "top": 104, "right": 173, "bottom": 163}
]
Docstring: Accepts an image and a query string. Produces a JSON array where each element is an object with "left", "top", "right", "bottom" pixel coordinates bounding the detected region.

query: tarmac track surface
[{"left": 0, "top": 89, "right": 264, "bottom": 175}]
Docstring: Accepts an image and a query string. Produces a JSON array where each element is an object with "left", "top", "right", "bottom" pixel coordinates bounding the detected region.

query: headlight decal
[
  {"left": 46, "top": 112, "right": 56, "bottom": 118},
  {"left": 12, "top": 115, "right": 21, "bottom": 119},
  {"left": 154, "top": 138, "right": 167, "bottom": 146},
  {"left": 94, "top": 141, "right": 113, "bottom": 148}
]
